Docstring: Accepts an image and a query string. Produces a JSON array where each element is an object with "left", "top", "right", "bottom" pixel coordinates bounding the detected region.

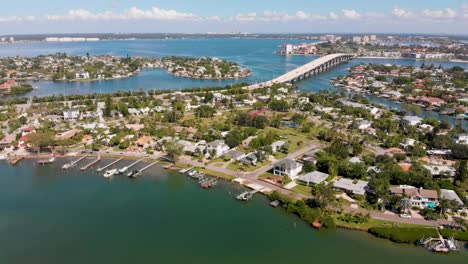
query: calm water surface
[
  {"left": 2, "top": 39, "right": 466, "bottom": 127},
  {"left": 0, "top": 159, "right": 466, "bottom": 264}
]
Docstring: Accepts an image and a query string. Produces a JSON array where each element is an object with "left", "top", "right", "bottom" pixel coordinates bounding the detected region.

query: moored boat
[{"left": 103, "top": 169, "right": 118, "bottom": 178}]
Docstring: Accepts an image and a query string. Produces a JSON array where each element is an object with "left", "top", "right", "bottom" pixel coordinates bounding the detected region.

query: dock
[
  {"left": 200, "top": 177, "right": 218, "bottom": 188},
  {"left": 179, "top": 167, "right": 194, "bottom": 173},
  {"left": 96, "top": 157, "right": 124, "bottom": 172},
  {"left": 9, "top": 156, "right": 24, "bottom": 165},
  {"left": 164, "top": 163, "right": 173, "bottom": 170},
  {"left": 118, "top": 159, "right": 143, "bottom": 174},
  {"left": 236, "top": 190, "right": 259, "bottom": 201},
  {"left": 134, "top": 161, "right": 159, "bottom": 176},
  {"left": 62, "top": 156, "right": 87, "bottom": 170},
  {"left": 80, "top": 156, "right": 101, "bottom": 171}
]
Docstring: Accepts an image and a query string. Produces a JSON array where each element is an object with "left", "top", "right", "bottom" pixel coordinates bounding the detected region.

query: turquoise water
[{"left": 0, "top": 159, "right": 466, "bottom": 264}]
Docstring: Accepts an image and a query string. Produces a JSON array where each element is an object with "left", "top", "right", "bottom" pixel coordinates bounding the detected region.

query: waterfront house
[
  {"left": 55, "top": 129, "right": 82, "bottom": 141},
  {"left": 333, "top": 178, "right": 369, "bottom": 195},
  {"left": 0, "top": 134, "right": 16, "bottom": 150},
  {"left": 298, "top": 171, "right": 329, "bottom": 185},
  {"left": 63, "top": 109, "right": 80, "bottom": 121},
  {"left": 401, "top": 116, "right": 423, "bottom": 128},
  {"left": 240, "top": 153, "right": 258, "bottom": 166},
  {"left": 390, "top": 187, "right": 438, "bottom": 209},
  {"left": 206, "top": 140, "right": 230, "bottom": 157},
  {"left": 221, "top": 149, "right": 246, "bottom": 161},
  {"left": 273, "top": 159, "right": 303, "bottom": 180}
]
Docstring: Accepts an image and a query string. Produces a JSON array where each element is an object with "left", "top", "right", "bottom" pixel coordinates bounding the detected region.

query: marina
[
  {"left": 133, "top": 161, "right": 159, "bottom": 177},
  {"left": 96, "top": 157, "right": 124, "bottom": 172}
]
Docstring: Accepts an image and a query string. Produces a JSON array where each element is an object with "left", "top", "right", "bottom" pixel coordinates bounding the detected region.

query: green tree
[
  {"left": 104, "top": 96, "right": 113, "bottom": 117},
  {"left": 164, "top": 141, "right": 184, "bottom": 163}
]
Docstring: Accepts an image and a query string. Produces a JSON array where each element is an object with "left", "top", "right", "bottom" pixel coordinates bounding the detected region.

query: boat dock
[
  {"left": 96, "top": 157, "right": 124, "bottom": 172},
  {"left": 236, "top": 190, "right": 259, "bottom": 201},
  {"left": 200, "top": 177, "right": 218, "bottom": 188},
  {"left": 179, "top": 167, "right": 194, "bottom": 173},
  {"left": 419, "top": 228, "right": 461, "bottom": 252},
  {"left": 62, "top": 156, "right": 87, "bottom": 170},
  {"left": 80, "top": 156, "right": 101, "bottom": 171},
  {"left": 9, "top": 156, "right": 24, "bottom": 165},
  {"left": 134, "top": 161, "right": 159, "bottom": 176},
  {"left": 118, "top": 159, "right": 143, "bottom": 174}
]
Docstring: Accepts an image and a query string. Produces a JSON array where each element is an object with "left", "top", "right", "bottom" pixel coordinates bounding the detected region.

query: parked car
[{"left": 399, "top": 213, "right": 412, "bottom": 219}]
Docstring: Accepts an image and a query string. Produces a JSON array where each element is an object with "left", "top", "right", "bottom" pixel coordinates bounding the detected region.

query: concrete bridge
[{"left": 245, "top": 53, "right": 355, "bottom": 90}]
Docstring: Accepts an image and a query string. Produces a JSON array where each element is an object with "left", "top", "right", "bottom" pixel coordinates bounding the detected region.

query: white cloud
[
  {"left": 328, "top": 12, "right": 339, "bottom": 20},
  {"left": 234, "top": 12, "right": 257, "bottom": 22},
  {"left": 341, "top": 9, "right": 361, "bottom": 19},
  {"left": 392, "top": 7, "right": 412, "bottom": 18},
  {"left": 46, "top": 6, "right": 202, "bottom": 21},
  {"left": 422, "top": 8, "right": 457, "bottom": 18}
]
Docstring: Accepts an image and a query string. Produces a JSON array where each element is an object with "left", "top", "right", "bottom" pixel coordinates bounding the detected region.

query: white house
[
  {"left": 454, "top": 134, "right": 468, "bottom": 145},
  {"left": 401, "top": 116, "right": 423, "bottom": 128},
  {"left": 298, "top": 171, "right": 329, "bottom": 185},
  {"left": 273, "top": 159, "right": 303, "bottom": 180},
  {"left": 206, "top": 140, "right": 230, "bottom": 157},
  {"left": 63, "top": 109, "right": 80, "bottom": 121},
  {"left": 271, "top": 140, "right": 287, "bottom": 153},
  {"left": 333, "top": 178, "right": 368, "bottom": 195},
  {"left": 390, "top": 187, "right": 438, "bottom": 209}
]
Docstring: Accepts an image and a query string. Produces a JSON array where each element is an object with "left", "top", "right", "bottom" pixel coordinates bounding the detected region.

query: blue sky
[{"left": 0, "top": 0, "right": 467, "bottom": 34}]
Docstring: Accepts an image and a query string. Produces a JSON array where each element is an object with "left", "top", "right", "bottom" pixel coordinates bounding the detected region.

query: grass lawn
[
  {"left": 227, "top": 160, "right": 271, "bottom": 172},
  {"left": 335, "top": 217, "right": 432, "bottom": 231},
  {"left": 199, "top": 168, "right": 235, "bottom": 180},
  {"left": 292, "top": 184, "right": 313, "bottom": 197}
]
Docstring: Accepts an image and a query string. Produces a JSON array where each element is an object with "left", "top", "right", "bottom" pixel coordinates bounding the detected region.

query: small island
[
  {"left": 0, "top": 54, "right": 252, "bottom": 90},
  {"left": 156, "top": 56, "right": 252, "bottom": 80}
]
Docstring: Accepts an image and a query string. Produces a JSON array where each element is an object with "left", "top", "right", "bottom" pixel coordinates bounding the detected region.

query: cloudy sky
[{"left": 0, "top": 0, "right": 467, "bottom": 35}]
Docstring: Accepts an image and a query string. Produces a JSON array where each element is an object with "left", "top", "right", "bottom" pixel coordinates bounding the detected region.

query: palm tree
[{"left": 400, "top": 198, "right": 411, "bottom": 213}]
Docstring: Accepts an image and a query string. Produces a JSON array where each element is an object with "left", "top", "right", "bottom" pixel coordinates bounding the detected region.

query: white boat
[
  {"left": 118, "top": 166, "right": 128, "bottom": 174},
  {"left": 0, "top": 154, "right": 6, "bottom": 160},
  {"left": 103, "top": 169, "right": 118, "bottom": 178}
]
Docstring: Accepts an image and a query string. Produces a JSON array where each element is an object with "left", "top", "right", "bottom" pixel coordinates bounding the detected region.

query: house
[
  {"left": 401, "top": 116, "right": 423, "bottom": 128},
  {"left": 63, "top": 109, "right": 80, "bottom": 121},
  {"left": 125, "top": 124, "right": 145, "bottom": 131},
  {"left": 423, "top": 165, "right": 456, "bottom": 179},
  {"left": 440, "top": 189, "right": 464, "bottom": 207},
  {"left": 357, "top": 120, "right": 371, "bottom": 130},
  {"left": 273, "top": 159, "right": 303, "bottom": 180},
  {"left": 390, "top": 187, "right": 438, "bottom": 209},
  {"left": 333, "top": 178, "right": 369, "bottom": 195},
  {"left": 271, "top": 140, "right": 286, "bottom": 153},
  {"left": 349, "top": 157, "right": 362, "bottom": 164},
  {"left": 55, "top": 129, "right": 82, "bottom": 140},
  {"left": 454, "top": 134, "right": 468, "bottom": 145},
  {"left": 135, "top": 136, "right": 153, "bottom": 148},
  {"left": 240, "top": 153, "right": 258, "bottom": 166},
  {"left": 0, "top": 134, "right": 16, "bottom": 150},
  {"left": 221, "top": 149, "right": 245, "bottom": 161},
  {"left": 206, "top": 140, "right": 230, "bottom": 157},
  {"left": 298, "top": 171, "right": 329, "bottom": 185}
]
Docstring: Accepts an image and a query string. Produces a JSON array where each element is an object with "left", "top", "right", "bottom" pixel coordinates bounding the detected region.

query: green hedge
[
  {"left": 368, "top": 227, "right": 438, "bottom": 244},
  {"left": 440, "top": 229, "right": 468, "bottom": 241}
]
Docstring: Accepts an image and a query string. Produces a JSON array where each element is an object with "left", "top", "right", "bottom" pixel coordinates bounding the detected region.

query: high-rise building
[
  {"left": 352, "top": 36, "right": 362, "bottom": 43},
  {"left": 370, "top": 35, "right": 377, "bottom": 41},
  {"left": 362, "top": 35, "right": 370, "bottom": 43}
]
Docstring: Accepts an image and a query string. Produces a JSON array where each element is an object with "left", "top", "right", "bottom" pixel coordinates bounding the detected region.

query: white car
[{"left": 399, "top": 213, "right": 412, "bottom": 219}]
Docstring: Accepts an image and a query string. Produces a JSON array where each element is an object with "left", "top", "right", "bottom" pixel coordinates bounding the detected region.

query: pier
[
  {"left": 80, "top": 156, "right": 101, "bottom": 171},
  {"left": 118, "top": 159, "right": 143, "bottom": 174},
  {"left": 200, "top": 177, "right": 218, "bottom": 188},
  {"left": 62, "top": 156, "right": 87, "bottom": 170},
  {"left": 96, "top": 157, "right": 124, "bottom": 172},
  {"left": 134, "top": 161, "right": 159, "bottom": 176},
  {"left": 236, "top": 190, "right": 259, "bottom": 201},
  {"left": 9, "top": 156, "right": 24, "bottom": 165}
]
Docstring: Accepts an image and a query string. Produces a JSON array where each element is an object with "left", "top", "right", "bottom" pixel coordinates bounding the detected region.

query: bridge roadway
[{"left": 245, "top": 53, "right": 355, "bottom": 90}]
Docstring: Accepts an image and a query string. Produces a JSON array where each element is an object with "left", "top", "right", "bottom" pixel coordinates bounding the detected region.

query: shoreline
[
  {"left": 358, "top": 56, "right": 468, "bottom": 63},
  {"left": 4, "top": 153, "right": 466, "bottom": 250}
]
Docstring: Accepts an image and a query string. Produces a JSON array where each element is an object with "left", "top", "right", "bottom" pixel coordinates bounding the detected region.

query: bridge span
[{"left": 245, "top": 53, "right": 355, "bottom": 90}]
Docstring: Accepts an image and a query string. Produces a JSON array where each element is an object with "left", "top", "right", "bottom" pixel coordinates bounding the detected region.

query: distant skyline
[{"left": 0, "top": 1, "right": 467, "bottom": 35}]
